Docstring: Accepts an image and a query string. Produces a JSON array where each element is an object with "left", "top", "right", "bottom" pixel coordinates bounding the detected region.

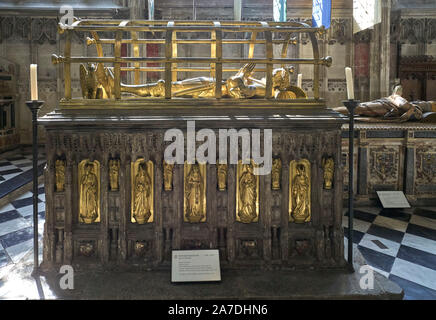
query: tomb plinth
[
  {"left": 39, "top": 100, "right": 346, "bottom": 270},
  {"left": 39, "top": 20, "right": 347, "bottom": 272}
]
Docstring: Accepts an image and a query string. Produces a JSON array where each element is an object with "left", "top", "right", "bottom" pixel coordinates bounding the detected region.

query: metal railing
[{"left": 52, "top": 20, "right": 332, "bottom": 100}]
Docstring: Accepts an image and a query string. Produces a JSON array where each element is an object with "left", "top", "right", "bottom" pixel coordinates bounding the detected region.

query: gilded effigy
[
  {"left": 184, "top": 162, "right": 206, "bottom": 223},
  {"left": 289, "top": 159, "right": 311, "bottom": 223},
  {"left": 78, "top": 160, "right": 100, "bottom": 224},
  {"left": 236, "top": 161, "right": 259, "bottom": 223},
  {"left": 131, "top": 159, "right": 154, "bottom": 224}
]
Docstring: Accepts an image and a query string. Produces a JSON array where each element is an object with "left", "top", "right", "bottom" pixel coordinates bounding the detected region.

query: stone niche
[{"left": 39, "top": 100, "right": 346, "bottom": 271}]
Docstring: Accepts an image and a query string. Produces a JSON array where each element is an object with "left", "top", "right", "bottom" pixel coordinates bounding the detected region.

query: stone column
[
  {"left": 370, "top": 0, "right": 391, "bottom": 99},
  {"left": 380, "top": 0, "right": 391, "bottom": 97}
]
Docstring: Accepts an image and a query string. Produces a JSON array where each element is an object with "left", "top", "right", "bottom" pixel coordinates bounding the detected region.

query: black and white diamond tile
[
  {"left": 0, "top": 151, "right": 45, "bottom": 185},
  {"left": 344, "top": 206, "right": 436, "bottom": 300},
  {"left": 0, "top": 184, "right": 45, "bottom": 268}
]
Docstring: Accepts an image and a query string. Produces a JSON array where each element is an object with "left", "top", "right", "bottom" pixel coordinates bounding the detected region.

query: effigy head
[
  {"left": 151, "top": 79, "right": 165, "bottom": 97},
  {"left": 272, "top": 68, "right": 290, "bottom": 90}
]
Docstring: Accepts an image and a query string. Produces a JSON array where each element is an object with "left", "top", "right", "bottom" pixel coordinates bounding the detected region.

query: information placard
[
  {"left": 376, "top": 191, "right": 411, "bottom": 208},
  {"left": 171, "top": 249, "right": 221, "bottom": 283}
]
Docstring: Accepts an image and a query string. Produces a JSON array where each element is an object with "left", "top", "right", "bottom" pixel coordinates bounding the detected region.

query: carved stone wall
[{"left": 341, "top": 123, "right": 436, "bottom": 205}]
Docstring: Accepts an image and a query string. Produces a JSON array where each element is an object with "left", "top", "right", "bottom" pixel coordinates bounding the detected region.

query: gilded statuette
[
  {"left": 289, "top": 159, "right": 311, "bottom": 223},
  {"left": 79, "top": 160, "right": 100, "bottom": 224},
  {"left": 217, "top": 163, "right": 228, "bottom": 191},
  {"left": 322, "top": 157, "right": 334, "bottom": 190},
  {"left": 109, "top": 159, "right": 120, "bottom": 191},
  {"left": 236, "top": 161, "right": 259, "bottom": 223},
  {"left": 163, "top": 161, "right": 174, "bottom": 191},
  {"left": 184, "top": 162, "right": 206, "bottom": 223},
  {"left": 55, "top": 159, "right": 66, "bottom": 192},
  {"left": 131, "top": 159, "right": 154, "bottom": 224},
  {"left": 271, "top": 158, "right": 282, "bottom": 190}
]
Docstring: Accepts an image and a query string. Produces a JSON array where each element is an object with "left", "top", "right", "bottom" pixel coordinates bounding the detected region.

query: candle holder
[
  {"left": 342, "top": 99, "right": 359, "bottom": 272},
  {"left": 25, "top": 100, "right": 44, "bottom": 276}
]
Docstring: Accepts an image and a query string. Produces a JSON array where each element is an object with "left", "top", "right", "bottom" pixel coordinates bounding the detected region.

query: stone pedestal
[{"left": 39, "top": 99, "right": 346, "bottom": 271}]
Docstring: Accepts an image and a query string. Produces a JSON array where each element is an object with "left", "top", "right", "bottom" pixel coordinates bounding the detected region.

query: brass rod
[
  {"left": 75, "top": 19, "right": 320, "bottom": 27},
  {"left": 210, "top": 29, "right": 216, "bottom": 79},
  {"left": 114, "top": 30, "right": 122, "bottom": 99},
  {"left": 172, "top": 31, "right": 178, "bottom": 82},
  {"left": 264, "top": 23, "right": 273, "bottom": 99},
  {"left": 214, "top": 22, "right": 222, "bottom": 99},
  {"left": 248, "top": 31, "right": 257, "bottom": 59},
  {"left": 90, "top": 39, "right": 296, "bottom": 45},
  {"left": 71, "top": 26, "right": 324, "bottom": 33},
  {"left": 65, "top": 57, "right": 325, "bottom": 64},
  {"left": 64, "top": 30, "right": 71, "bottom": 100},
  {"left": 119, "top": 67, "right": 269, "bottom": 72},
  {"left": 131, "top": 29, "right": 141, "bottom": 85},
  {"left": 165, "top": 22, "right": 174, "bottom": 99}
]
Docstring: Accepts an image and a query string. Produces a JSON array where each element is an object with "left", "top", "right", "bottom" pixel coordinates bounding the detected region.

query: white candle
[
  {"left": 345, "top": 67, "right": 354, "bottom": 100},
  {"left": 297, "top": 73, "right": 302, "bottom": 88},
  {"left": 30, "top": 64, "right": 38, "bottom": 101}
]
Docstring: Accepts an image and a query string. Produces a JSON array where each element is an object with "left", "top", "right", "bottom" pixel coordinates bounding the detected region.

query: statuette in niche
[
  {"left": 109, "top": 159, "right": 120, "bottom": 191},
  {"left": 55, "top": 159, "right": 66, "bottom": 192},
  {"left": 79, "top": 160, "right": 100, "bottom": 224},
  {"left": 289, "top": 159, "right": 311, "bottom": 223},
  {"left": 217, "top": 163, "right": 228, "bottom": 191},
  {"left": 236, "top": 161, "right": 259, "bottom": 223},
  {"left": 131, "top": 159, "right": 154, "bottom": 224},
  {"left": 184, "top": 162, "right": 206, "bottom": 223},
  {"left": 163, "top": 161, "right": 174, "bottom": 191},
  {"left": 271, "top": 158, "right": 282, "bottom": 190},
  {"left": 322, "top": 157, "right": 334, "bottom": 190}
]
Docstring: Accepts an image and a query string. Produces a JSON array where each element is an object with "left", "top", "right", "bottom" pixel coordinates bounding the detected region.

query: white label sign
[
  {"left": 377, "top": 191, "right": 411, "bottom": 208},
  {"left": 171, "top": 249, "right": 221, "bottom": 282}
]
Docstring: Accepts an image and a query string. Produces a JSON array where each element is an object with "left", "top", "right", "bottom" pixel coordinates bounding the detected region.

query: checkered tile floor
[
  {"left": 0, "top": 185, "right": 45, "bottom": 269},
  {"left": 0, "top": 152, "right": 45, "bottom": 184},
  {"left": 0, "top": 181, "right": 435, "bottom": 299},
  {"left": 344, "top": 206, "right": 436, "bottom": 300}
]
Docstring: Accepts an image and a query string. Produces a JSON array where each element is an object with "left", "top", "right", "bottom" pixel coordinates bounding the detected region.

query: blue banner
[{"left": 312, "top": 0, "right": 331, "bottom": 29}]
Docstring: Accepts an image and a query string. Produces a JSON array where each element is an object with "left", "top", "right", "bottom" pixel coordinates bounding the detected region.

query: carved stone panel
[
  {"left": 369, "top": 146, "right": 399, "bottom": 192},
  {"left": 416, "top": 145, "right": 436, "bottom": 193}
]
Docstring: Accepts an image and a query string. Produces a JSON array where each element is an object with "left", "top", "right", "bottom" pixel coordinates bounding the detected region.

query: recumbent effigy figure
[
  {"left": 80, "top": 61, "right": 307, "bottom": 100},
  {"left": 333, "top": 85, "right": 436, "bottom": 122}
]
